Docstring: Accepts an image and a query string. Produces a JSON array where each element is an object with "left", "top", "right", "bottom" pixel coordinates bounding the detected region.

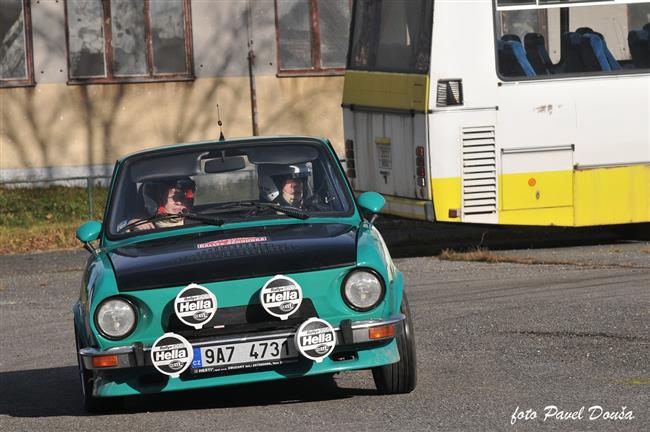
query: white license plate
[{"left": 191, "top": 336, "right": 298, "bottom": 374}]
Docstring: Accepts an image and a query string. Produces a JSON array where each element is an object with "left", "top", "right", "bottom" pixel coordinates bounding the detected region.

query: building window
[
  {"left": 0, "top": 0, "right": 34, "bottom": 87},
  {"left": 65, "top": 0, "right": 193, "bottom": 83},
  {"left": 275, "top": 0, "right": 351, "bottom": 74}
]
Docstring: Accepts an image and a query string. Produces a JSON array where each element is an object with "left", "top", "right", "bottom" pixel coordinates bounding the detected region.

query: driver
[
  {"left": 258, "top": 163, "right": 312, "bottom": 208},
  {"left": 129, "top": 178, "right": 195, "bottom": 231}
]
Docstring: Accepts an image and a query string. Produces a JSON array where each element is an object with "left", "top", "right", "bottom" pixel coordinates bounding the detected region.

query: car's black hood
[{"left": 108, "top": 223, "right": 357, "bottom": 292}]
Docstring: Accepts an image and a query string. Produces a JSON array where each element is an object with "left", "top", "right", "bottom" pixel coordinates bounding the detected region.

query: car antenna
[{"left": 217, "top": 104, "right": 225, "bottom": 141}]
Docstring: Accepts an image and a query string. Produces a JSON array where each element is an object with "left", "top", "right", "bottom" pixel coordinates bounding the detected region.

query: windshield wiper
[
  {"left": 197, "top": 201, "right": 310, "bottom": 220},
  {"left": 119, "top": 212, "right": 224, "bottom": 233},
  {"left": 183, "top": 212, "right": 226, "bottom": 226},
  {"left": 252, "top": 202, "right": 310, "bottom": 220}
]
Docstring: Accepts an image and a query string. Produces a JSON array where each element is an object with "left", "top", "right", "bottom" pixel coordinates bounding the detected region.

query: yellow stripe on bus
[
  {"left": 431, "top": 177, "right": 462, "bottom": 222},
  {"left": 342, "top": 71, "right": 429, "bottom": 112},
  {"left": 500, "top": 170, "right": 573, "bottom": 211},
  {"left": 573, "top": 164, "right": 649, "bottom": 226},
  {"left": 499, "top": 206, "right": 575, "bottom": 226},
  {"left": 429, "top": 164, "right": 649, "bottom": 226}
]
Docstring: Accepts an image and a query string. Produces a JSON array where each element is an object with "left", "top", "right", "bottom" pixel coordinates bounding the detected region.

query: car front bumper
[{"left": 80, "top": 314, "right": 405, "bottom": 371}]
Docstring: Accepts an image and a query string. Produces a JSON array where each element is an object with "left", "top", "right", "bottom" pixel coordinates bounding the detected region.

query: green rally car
[{"left": 74, "top": 136, "right": 416, "bottom": 411}]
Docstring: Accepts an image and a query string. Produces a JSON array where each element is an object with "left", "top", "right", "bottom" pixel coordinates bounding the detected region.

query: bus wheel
[{"left": 372, "top": 293, "right": 417, "bottom": 394}]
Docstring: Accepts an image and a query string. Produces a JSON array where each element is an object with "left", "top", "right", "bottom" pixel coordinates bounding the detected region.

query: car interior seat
[{"left": 140, "top": 182, "right": 161, "bottom": 217}]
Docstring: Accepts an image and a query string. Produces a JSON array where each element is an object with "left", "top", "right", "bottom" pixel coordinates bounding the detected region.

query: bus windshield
[{"left": 347, "top": 0, "right": 433, "bottom": 73}]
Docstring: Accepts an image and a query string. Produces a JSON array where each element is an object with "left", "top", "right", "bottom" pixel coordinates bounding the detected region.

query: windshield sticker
[
  {"left": 196, "top": 236, "right": 268, "bottom": 249},
  {"left": 295, "top": 318, "right": 336, "bottom": 363},
  {"left": 174, "top": 283, "right": 218, "bottom": 329},
  {"left": 116, "top": 219, "right": 129, "bottom": 232},
  {"left": 260, "top": 275, "right": 303, "bottom": 321},
  {"left": 151, "top": 333, "right": 194, "bottom": 378}
]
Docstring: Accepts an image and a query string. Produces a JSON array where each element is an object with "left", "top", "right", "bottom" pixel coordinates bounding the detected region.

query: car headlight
[
  {"left": 95, "top": 297, "right": 137, "bottom": 339},
  {"left": 342, "top": 269, "right": 385, "bottom": 311}
]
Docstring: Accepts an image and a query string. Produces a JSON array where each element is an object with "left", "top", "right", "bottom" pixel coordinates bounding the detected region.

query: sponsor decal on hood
[{"left": 196, "top": 236, "right": 267, "bottom": 249}]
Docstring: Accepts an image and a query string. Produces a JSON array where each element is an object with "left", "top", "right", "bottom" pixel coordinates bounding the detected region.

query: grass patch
[
  {"left": 439, "top": 247, "right": 535, "bottom": 264},
  {"left": 438, "top": 247, "right": 574, "bottom": 266},
  {"left": 622, "top": 377, "right": 650, "bottom": 385},
  {"left": 439, "top": 247, "right": 502, "bottom": 263},
  {"left": 438, "top": 247, "right": 648, "bottom": 269},
  {"left": 0, "top": 186, "right": 108, "bottom": 255}
]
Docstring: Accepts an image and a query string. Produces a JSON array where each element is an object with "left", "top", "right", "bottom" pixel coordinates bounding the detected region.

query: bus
[{"left": 341, "top": 0, "right": 650, "bottom": 227}]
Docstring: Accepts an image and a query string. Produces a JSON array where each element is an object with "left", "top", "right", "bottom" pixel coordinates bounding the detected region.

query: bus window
[
  {"left": 496, "top": 1, "right": 650, "bottom": 79},
  {"left": 348, "top": 0, "right": 433, "bottom": 73},
  {"left": 628, "top": 3, "right": 650, "bottom": 31},
  {"left": 498, "top": 9, "right": 548, "bottom": 45}
]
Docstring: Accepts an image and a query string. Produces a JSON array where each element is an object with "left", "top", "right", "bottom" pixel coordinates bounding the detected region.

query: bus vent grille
[{"left": 462, "top": 126, "right": 496, "bottom": 215}]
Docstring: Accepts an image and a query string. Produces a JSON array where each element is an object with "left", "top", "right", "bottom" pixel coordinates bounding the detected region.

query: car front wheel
[
  {"left": 75, "top": 325, "right": 123, "bottom": 413},
  {"left": 371, "top": 292, "right": 417, "bottom": 394}
]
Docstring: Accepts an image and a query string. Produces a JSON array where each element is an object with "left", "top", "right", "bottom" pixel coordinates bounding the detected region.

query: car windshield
[{"left": 106, "top": 140, "right": 354, "bottom": 237}]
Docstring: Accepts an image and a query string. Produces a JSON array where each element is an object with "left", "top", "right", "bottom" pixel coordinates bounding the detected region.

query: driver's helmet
[
  {"left": 142, "top": 177, "right": 195, "bottom": 216},
  {"left": 258, "top": 163, "right": 312, "bottom": 205}
]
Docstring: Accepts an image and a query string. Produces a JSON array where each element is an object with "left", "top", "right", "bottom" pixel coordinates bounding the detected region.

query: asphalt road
[{"left": 0, "top": 242, "right": 648, "bottom": 431}]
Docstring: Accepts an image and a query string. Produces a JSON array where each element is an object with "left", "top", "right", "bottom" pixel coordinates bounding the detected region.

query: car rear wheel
[
  {"left": 75, "top": 325, "right": 123, "bottom": 413},
  {"left": 371, "top": 292, "right": 417, "bottom": 394}
]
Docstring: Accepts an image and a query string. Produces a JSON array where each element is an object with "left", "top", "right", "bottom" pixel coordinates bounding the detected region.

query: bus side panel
[
  {"left": 571, "top": 77, "right": 650, "bottom": 167},
  {"left": 429, "top": 110, "right": 498, "bottom": 224},
  {"left": 428, "top": 0, "right": 500, "bottom": 224},
  {"left": 429, "top": 0, "right": 499, "bottom": 108},
  {"left": 574, "top": 165, "right": 650, "bottom": 226},
  {"left": 497, "top": 75, "right": 649, "bottom": 226}
]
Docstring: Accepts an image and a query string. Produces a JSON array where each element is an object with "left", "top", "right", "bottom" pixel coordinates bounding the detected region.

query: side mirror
[
  {"left": 76, "top": 221, "right": 102, "bottom": 254},
  {"left": 357, "top": 191, "right": 385, "bottom": 223}
]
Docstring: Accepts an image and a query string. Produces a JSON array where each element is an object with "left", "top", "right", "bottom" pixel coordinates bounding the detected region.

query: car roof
[{"left": 117, "top": 136, "right": 330, "bottom": 164}]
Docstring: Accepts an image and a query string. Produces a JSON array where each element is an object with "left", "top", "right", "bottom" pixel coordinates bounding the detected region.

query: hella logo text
[
  {"left": 178, "top": 299, "right": 212, "bottom": 313},
  {"left": 301, "top": 333, "right": 333, "bottom": 346},
  {"left": 264, "top": 290, "right": 298, "bottom": 304},
  {"left": 153, "top": 348, "right": 187, "bottom": 362}
]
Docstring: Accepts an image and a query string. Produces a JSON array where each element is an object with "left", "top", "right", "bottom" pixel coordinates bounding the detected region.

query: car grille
[{"left": 166, "top": 299, "right": 318, "bottom": 341}]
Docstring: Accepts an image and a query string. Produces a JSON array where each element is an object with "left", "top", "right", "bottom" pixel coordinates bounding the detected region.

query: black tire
[
  {"left": 372, "top": 292, "right": 417, "bottom": 394},
  {"left": 75, "top": 325, "right": 123, "bottom": 413}
]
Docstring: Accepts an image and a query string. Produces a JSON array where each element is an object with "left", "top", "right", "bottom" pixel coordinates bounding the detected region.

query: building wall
[{"left": 0, "top": 0, "right": 345, "bottom": 179}]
